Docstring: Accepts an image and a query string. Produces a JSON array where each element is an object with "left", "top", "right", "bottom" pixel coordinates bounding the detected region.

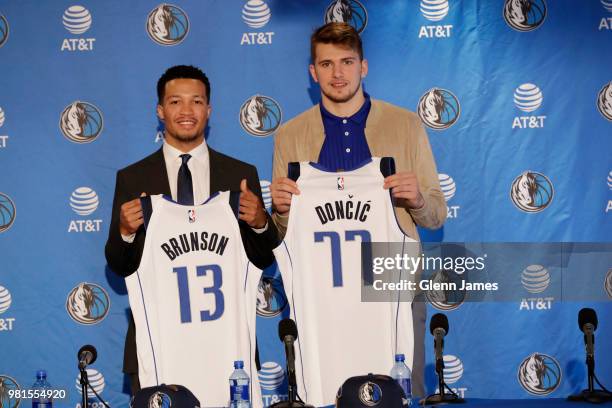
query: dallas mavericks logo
[
  {"left": 0, "top": 286, "right": 12, "bottom": 314},
  {"left": 62, "top": 5, "right": 92, "bottom": 34},
  {"left": 324, "top": 0, "right": 368, "bottom": 34},
  {"left": 70, "top": 187, "right": 99, "bottom": 216},
  {"left": 256, "top": 277, "right": 287, "bottom": 317},
  {"left": 188, "top": 209, "right": 196, "bottom": 223},
  {"left": 258, "top": 361, "right": 285, "bottom": 390},
  {"left": 75, "top": 369, "right": 105, "bottom": 398},
  {"left": 242, "top": 0, "right": 272, "bottom": 29},
  {"left": 358, "top": 381, "right": 382, "bottom": 406},
  {"left": 239, "top": 95, "right": 282, "bottom": 137},
  {"left": 443, "top": 355, "right": 464, "bottom": 384},
  {"left": 425, "top": 269, "right": 465, "bottom": 311},
  {"left": 605, "top": 269, "right": 612, "bottom": 299},
  {"left": 514, "top": 83, "right": 543, "bottom": 112},
  {"left": 438, "top": 174, "right": 456, "bottom": 201},
  {"left": 518, "top": 353, "right": 561, "bottom": 395},
  {"left": 59, "top": 101, "right": 104, "bottom": 143},
  {"left": 146, "top": 4, "right": 189, "bottom": 46},
  {"left": 0, "top": 193, "right": 16, "bottom": 233},
  {"left": 597, "top": 82, "right": 612, "bottom": 121},
  {"left": 503, "top": 0, "right": 547, "bottom": 32},
  {"left": 521, "top": 264, "right": 550, "bottom": 294},
  {"left": 417, "top": 88, "right": 460, "bottom": 130},
  {"left": 0, "top": 14, "right": 9, "bottom": 48},
  {"left": 66, "top": 282, "right": 110, "bottom": 324},
  {"left": 148, "top": 391, "right": 172, "bottom": 408},
  {"left": 510, "top": 171, "right": 554, "bottom": 213},
  {"left": 0, "top": 375, "right": 20, "bottom": 408},
  {"left": 421, "top": 0, "right": 450, "bottom": 22}
]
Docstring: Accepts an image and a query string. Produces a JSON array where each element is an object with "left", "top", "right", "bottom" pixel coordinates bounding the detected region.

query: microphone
[
  {"left": 278, "top": 318, "right": 298, "bottom": 387},
  {"left": 578, "top": 308, "right": 598, "bottom": 358},
  {"left": 430, "top": 313, "right": 449, "bottom": 364},
  {"left": 78, "top": 344, "right": 97, "bottom": 369}
]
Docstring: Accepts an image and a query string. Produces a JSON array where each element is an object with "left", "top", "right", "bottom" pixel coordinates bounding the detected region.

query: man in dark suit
[{"left": 105, "top": 65, "right": 278, "bottom": 394}]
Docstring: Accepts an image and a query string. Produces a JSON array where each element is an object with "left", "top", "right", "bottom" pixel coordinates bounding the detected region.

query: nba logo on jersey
[
  {"left": 337, "top": 176, "right": 345, "bottom": 190},
  {"left": 188, "top": 209, "right": 196, "bottom": 223}
]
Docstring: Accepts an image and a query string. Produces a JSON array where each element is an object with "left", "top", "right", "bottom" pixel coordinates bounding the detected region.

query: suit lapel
[{"left": 149, "top": 147, "right": 172, "bottom": 195}]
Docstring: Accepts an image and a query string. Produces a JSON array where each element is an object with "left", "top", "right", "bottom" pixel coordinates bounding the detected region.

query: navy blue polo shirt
[{"left": 317, "top": 94, "right": 372, "bottom": 171}]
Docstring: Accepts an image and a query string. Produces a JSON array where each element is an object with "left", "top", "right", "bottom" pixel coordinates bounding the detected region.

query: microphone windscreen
[
  {"left": 578, "top": 308, "right": 598, "bottom": 331},
  {"left": 78, "top": 344, "right": 97, "bottom": 365},
  {"left": 278, "top": 318, "right": 298, "bottom": 341},
  {"left": 430, "top": 313, "right": 449, "bottom": 335}
]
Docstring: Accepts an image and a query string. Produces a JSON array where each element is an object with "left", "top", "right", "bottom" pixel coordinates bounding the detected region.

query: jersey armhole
[
  {"left": 140, "top": 196, "right": 153, "bottom": 230},
  {"left": 288, "top": 162, "right": 300, "bottom": 181},
  {"left": 380, "top": 157, "right": 396, "bottom": 177},
  {"left": 229, "top": 191, "right": 241, "bottom": 220}
]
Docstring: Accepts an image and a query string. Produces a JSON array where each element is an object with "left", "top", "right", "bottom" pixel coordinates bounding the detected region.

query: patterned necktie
[{"left": 177, "top": 154, "right": 194, "bottom": 205}]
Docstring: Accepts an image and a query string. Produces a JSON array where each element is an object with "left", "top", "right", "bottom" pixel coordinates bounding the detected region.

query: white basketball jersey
[
  {"left": 126, "top": 192, "right": 263, "bottom": 408},
  {"left": 274, "top": 158, "right": 416, "bottom": 407}
]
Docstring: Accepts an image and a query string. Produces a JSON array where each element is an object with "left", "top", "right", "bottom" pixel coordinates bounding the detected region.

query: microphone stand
[
  {"left": 79, "top": 363, "right": 89, "bottom": 408},
  {"left": 568, "top": 352, "right": 612, "bottom": 403},
  {"left": 422, "top": 357, "right": 465, "bottom": 405}
]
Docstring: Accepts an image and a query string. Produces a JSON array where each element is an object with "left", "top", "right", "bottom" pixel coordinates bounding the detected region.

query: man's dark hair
[
  {"left": 157, "top": 65, "right": 211, "bottom": 104},
  {"left": 310, "top": 22, "right": 363, "bottom": 62}
]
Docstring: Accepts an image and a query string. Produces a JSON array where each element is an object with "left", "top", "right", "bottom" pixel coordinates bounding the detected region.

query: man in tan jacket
[{"left": 271, "top": 22, "right": 446, "bottom": 398}]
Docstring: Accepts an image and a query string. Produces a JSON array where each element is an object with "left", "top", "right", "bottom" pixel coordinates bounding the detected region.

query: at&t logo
[
  {"left": 606, "top": 171, "right": 612, "bottom": 214},
  {"left": 66, "top": 282, "right": 110, "bottom": 325},
  {"left": 256, "top": 276, "right": 288, "bottom": 317},
  {"left": 519, "top": 265, "right": 554, "bottom": 311},
  {"left": 61, "top": 5, "right": 96, "bottom": 52},
  {"left": 0, "top": 106, "right": 8, "bottom": 148},
  {"left": 239, "top": 95, "right": 282, "bottom": 136},
  {"left": 604, "top": 269, "right": 612, "bottom": 298},
  {"left": 0, "top": 375, "right": 21, "bottom": 408},
  {"left": 259, "top": 361, "right": 287, "bottom": 405},
  {"left": 324, "top": 0, "right": 368, "bottom": 34},
  {"left": 417, "top": 88, "right": 460, "bottom": 130},
  {"left": 0, "top": 285, "right": 16, "bottom": 331},
  {"left": 146, "top": 4, "right": 189, "bottom": 46},
  {"left": 517, "top": 353, "right": 561, "bottom": 396},
  {"left": 503, "top": 0, "right": 547, "bottom": 32},
  {"left": 0, "top": 13, "right": 9, "bottom": 48},
  {"left": 68, "top": 187, "right": 103, "bottom": 232},
  {"left": 512, "top": 83, "right": 546, "bottom": 129},
  {"left": 599, "top": 0, "right": 612, "bottom": 30},
  {"left": 75, "top": 369, "right": 107, "bottom": 407},
  {"left": 260, "top": 180, "right": 272, "bottom": 210},
  {"left": 0, "top": 193, "right": 16, "bottom": 233},
  {"left": 240, "top": 0, "right": 275, "bottom": 46},
  {"left": 439, "top": 173, "right": 460, "bottom": 219},
  {"left": 597, "top": 82, "right": 612, "bottom": 121},
  {"left": 510, "top": 171, "right": 554, "bottom": 213},
  {"left": 60, "top": 101, "right": 104, "bottom": 143},
  {"left": 418, "top": 0, "right": 453, "bottom": 39},
  {"left": 435, "top": 355, "right": 467, "bottom": 398}
]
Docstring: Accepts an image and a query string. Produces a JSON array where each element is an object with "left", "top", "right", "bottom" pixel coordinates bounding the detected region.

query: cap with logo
[
  {"left": 131, "top": 384, "right": 200, "bottom": 408},
  {"left": 336, "top": 373, "right": 408, "bottom": 407}
]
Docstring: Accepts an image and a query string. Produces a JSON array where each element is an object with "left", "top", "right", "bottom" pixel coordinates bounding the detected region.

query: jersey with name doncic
[
  {"left": 274, "top": 157, "right": 417, "bottom": 408},
  {"left": 125, "top": 191, "right": 263, "bottom": 408}
]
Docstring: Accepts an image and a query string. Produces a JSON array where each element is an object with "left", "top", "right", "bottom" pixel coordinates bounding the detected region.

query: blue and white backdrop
[{"left": 0, "top": 0, "right": 611, "bottom": 407}]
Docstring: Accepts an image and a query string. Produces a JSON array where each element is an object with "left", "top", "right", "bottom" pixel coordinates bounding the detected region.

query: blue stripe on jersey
[
  {"left": 395, "top": 235, "right": 407, "bottom": 355},
  {"left": 308, "top": 157, "right": 373, "bottom": 173},
  {"left": 135, "top": 271, "right": 159, "bottom": 385}
]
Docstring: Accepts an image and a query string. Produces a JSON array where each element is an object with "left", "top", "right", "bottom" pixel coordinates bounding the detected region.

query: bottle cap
[
  {"left": 394, "top": 354, "right": 405, "bottom": 362},
  {"left": 36, "top": 370, "right": 47, "bottom": 379},
  {"left": 234, "top": 360, "right": 244, "bottom": 369}
]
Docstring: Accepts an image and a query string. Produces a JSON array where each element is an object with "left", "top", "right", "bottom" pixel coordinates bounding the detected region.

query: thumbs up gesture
[{"left": 239, "top": 179, "right": 267, "bottom": 229}]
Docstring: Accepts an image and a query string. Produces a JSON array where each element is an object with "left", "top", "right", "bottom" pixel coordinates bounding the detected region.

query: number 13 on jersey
[{"left": 173, "top": 264, "right": 225, "bottom": 323}]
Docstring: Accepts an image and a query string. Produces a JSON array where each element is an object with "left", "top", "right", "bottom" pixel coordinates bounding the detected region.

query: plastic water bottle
[
  {"left": 390, "top": 354, "right": 412, "bottom": 406},
  {"left": 31, "top": 370, "right": 53, "bottom": 408},
  {"left": 229, "top": 360, "right": 250, "bottom": 408}
]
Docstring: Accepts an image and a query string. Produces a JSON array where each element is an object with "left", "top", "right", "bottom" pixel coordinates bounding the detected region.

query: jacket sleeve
[{"left": 271, "top": 124, "right": 291, "bottom": 238}]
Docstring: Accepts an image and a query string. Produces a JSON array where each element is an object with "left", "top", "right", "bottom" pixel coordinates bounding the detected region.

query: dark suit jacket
[{"left": 105, "top": 146, "right": 278, "bottom": 373}]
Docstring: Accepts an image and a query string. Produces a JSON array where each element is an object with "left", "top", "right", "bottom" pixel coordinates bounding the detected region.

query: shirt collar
[
  {"left": 320, "top": 93, "right": 371, "bottom": 125},
  {"left": 163, "top": 139, "right": 209, "bottom": 163}
]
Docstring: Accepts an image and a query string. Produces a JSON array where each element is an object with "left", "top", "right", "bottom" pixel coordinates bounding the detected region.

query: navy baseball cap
[
  {"left": 336, "top": 374, "right": 409, "bottom": 408},
  {"left": 131, "top": 384, "right": 200, "bottom": 408}
]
